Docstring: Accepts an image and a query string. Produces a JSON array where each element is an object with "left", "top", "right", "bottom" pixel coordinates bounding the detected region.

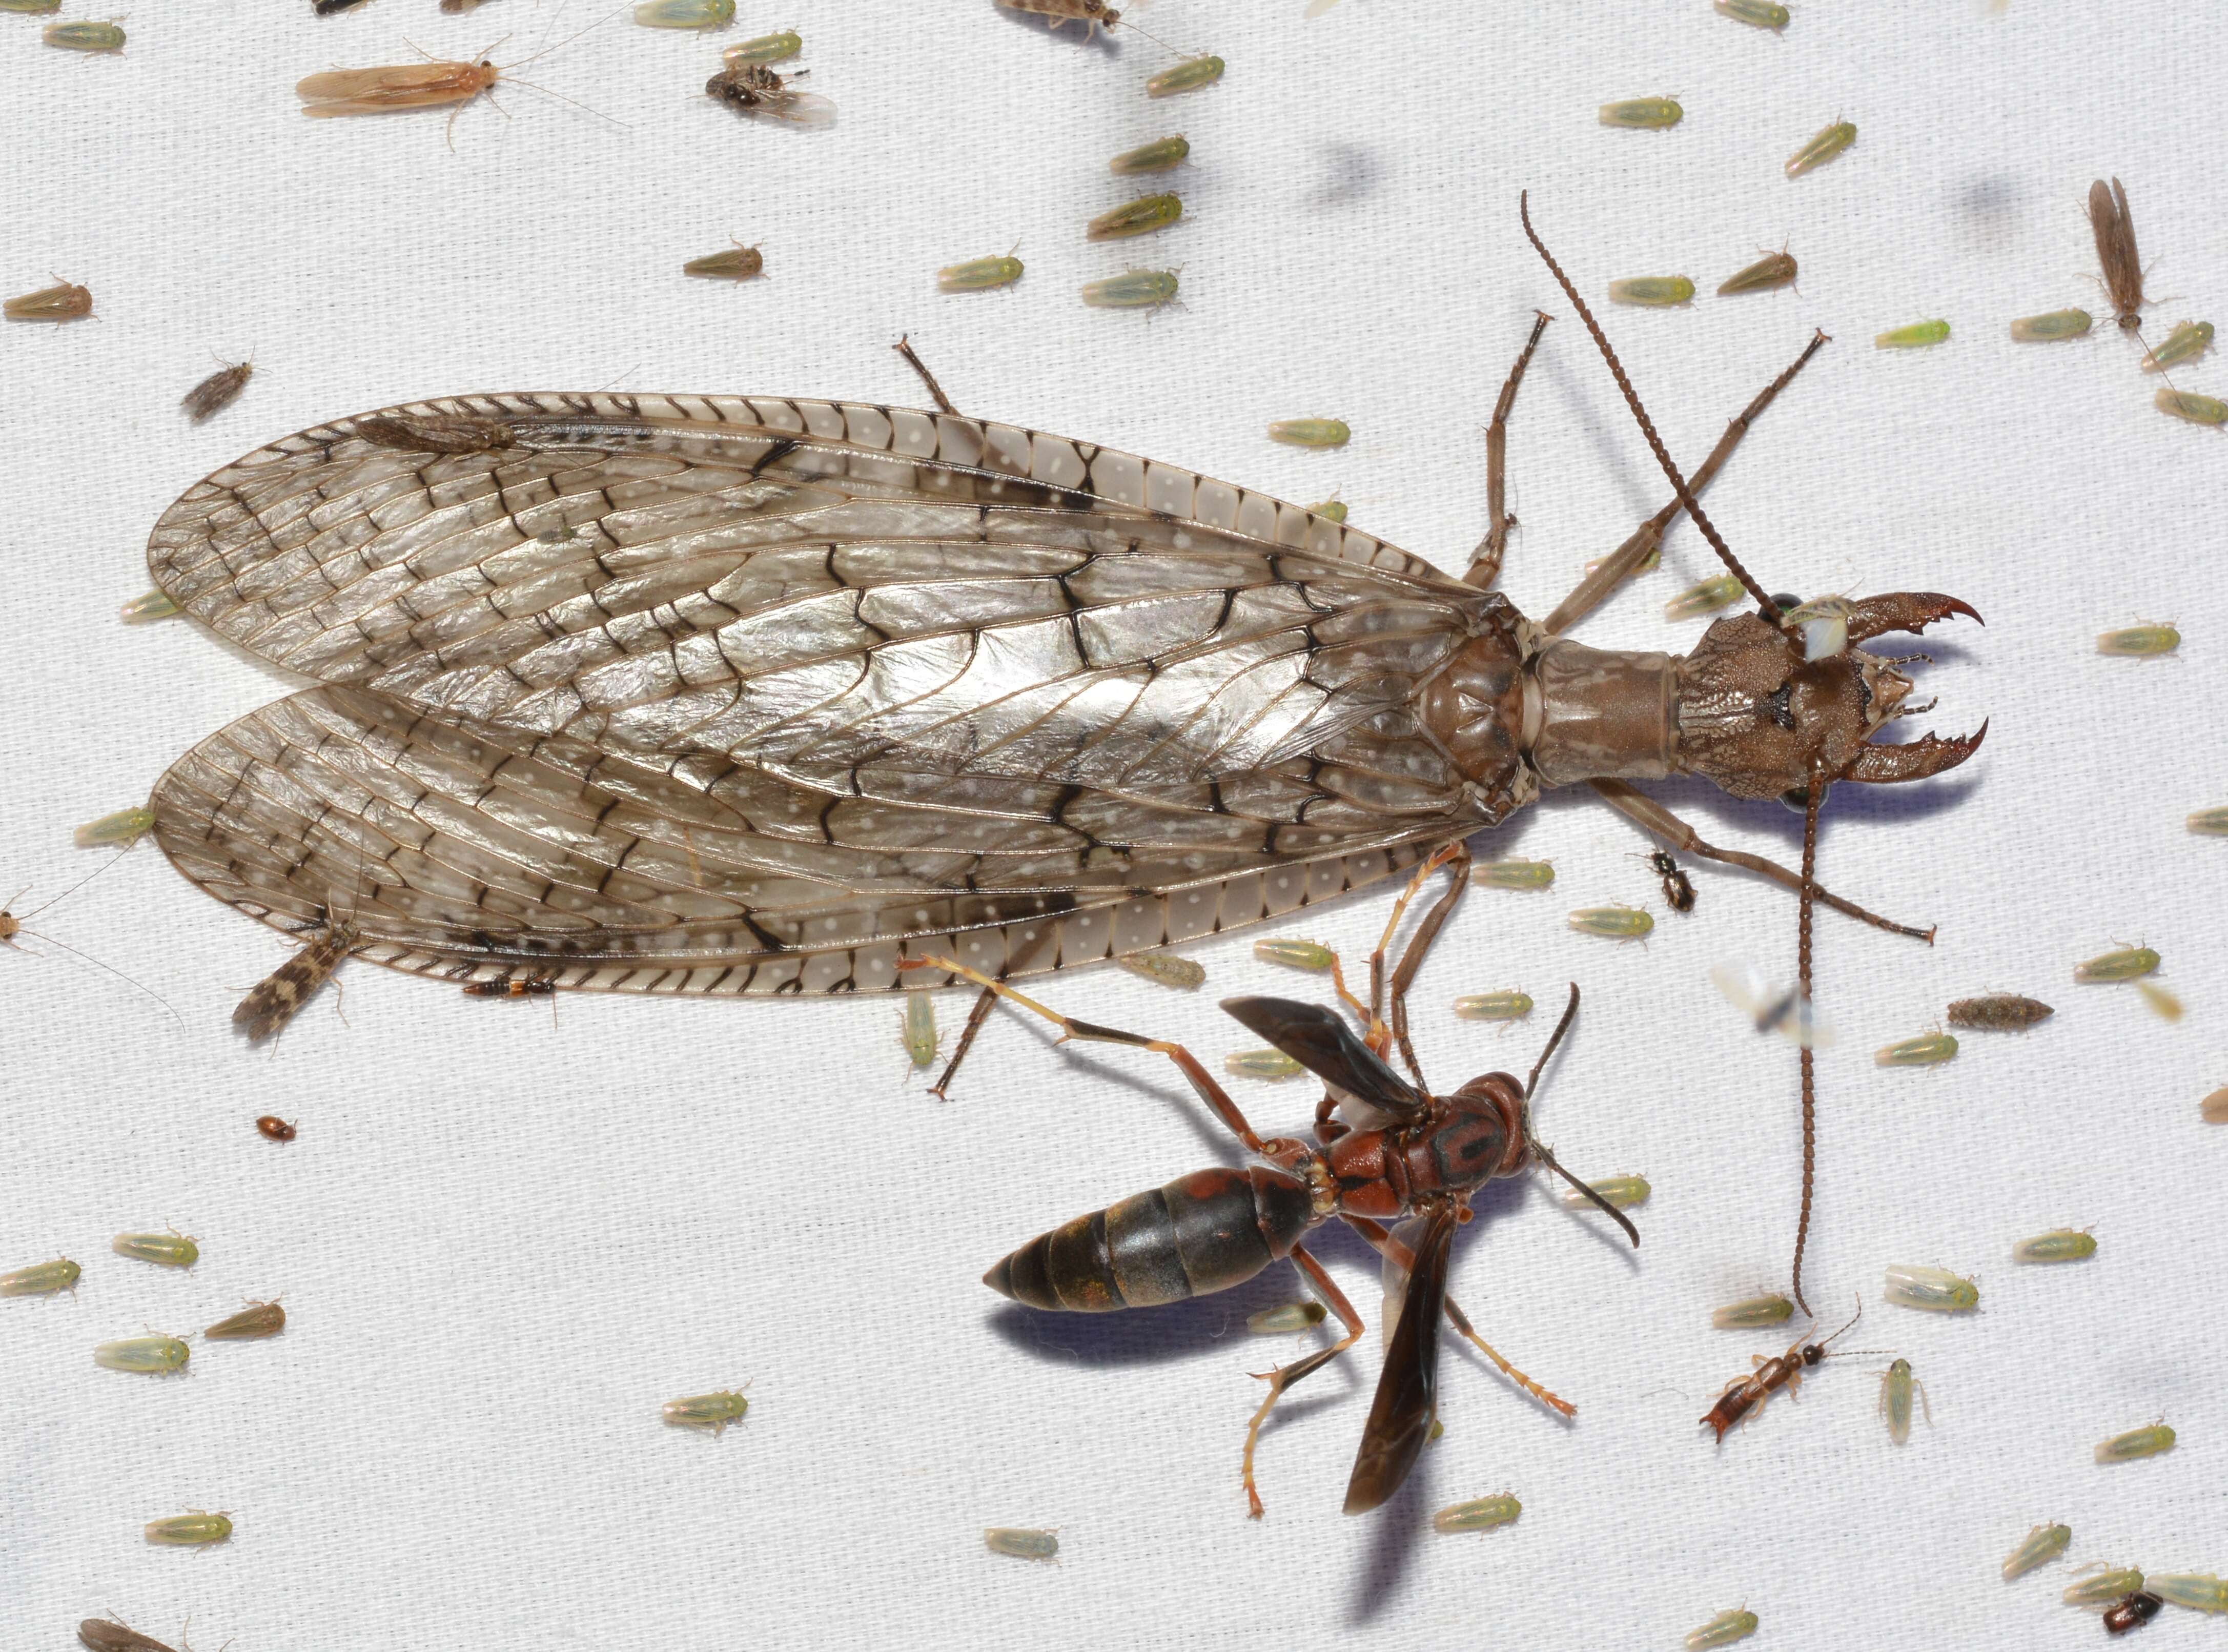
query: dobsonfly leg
[
  {"left": 900, "top": 955, "right": 1276, "bottom": 1155},
  {"left": 927, "top": 984, "right": 997, "bottom": 1102},
  {"left": 1587, "top": 778, "right": 1935, "bottom": 943},
  {"left": 1542, "top": 329, "right": 1831, "bottom": 635},
  {"left": 1364, "top": 841, "right": 1471, "bottom": 1072},
  {"left": 1240, "top": 1242, "right": 1366, "bottom": 1520},
  {"left": 1463, "top": 310, "right": 1552, "bottom": 591},
  {"left": 1380, "top": 841, "right": 1472, "bottom": 1083},
  {"left": 893, "top": 334, "right": 958, "bottom": 416},
  {"left": 1344, "top": 1214, "right": 1575, "bottom": 1418}
]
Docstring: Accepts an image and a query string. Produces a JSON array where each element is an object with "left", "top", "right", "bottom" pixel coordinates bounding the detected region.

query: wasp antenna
[
  {"left": 1534, "top": 1140, "right": 1641, "bottom": 1249},
  {"left": 1524, "top": 982, "right": 1580, "bottom": 1098}
]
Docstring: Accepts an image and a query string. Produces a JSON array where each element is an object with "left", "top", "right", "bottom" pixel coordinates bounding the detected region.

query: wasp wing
[
  {"left": 1217, "top": 996, "right": 1426, "bottom": 1118},
  {"left": 1344, "top": 1204, "right": 1457, "bottom": 1514}
]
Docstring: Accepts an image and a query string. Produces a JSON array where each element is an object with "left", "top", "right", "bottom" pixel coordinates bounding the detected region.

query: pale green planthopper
[
  {"left": 2141, "top": 320, "right": 2214, "bottom": 373},
  {"left": 1874, "top": 1031, "right": 1957, "bottom": 1067},
  {"left": 1453, "top": 990, "right": 1533, "bottom": 1023},
  {"left": 1306, "top": 495, "right": 1347, "bottom": 523},
  {"left": 1714, "top": 0, "right": 1789, "bottom": 27},
  {"left": 2149, "top": 1574, "right": 2228, "bottom": 1613},
  {"left": 938, "top": 252, "right": 1024, "bottom": 293},
  {"left": 144, "top": 1512, "right": 232, "bottom": 1548},
  {"left": 119, "top": 590, "right": 180, "bottom": 624},
  {"left": 43, "top": 18, "right": 124, "bottom": 50},
  {"left": 2095, "top": 624, "right": 2179, "bottom": 657},
  {"left": 94, "top": 1335, "right": 190, "bottom": 1374},
  {"left": 1080, "top": 268, "right": 1180, "bottom": 312},
  {"left": 2188, "top": 807, "right": 2228, "bottom": 836},
  {"left": 1785, "top": 119, "right": 1855, "bottom": 177},
  {"left": 2002, "top": 1522, "right": 2073, "bottom": 1581},
  {"left": 633, "top": 0, "right": 732, "bottom": 27},
  {"left": 204, "top": 1300, "right": 287, "bottom": 1340},
  {"left": 2155, "top": 388, "right": 2228, "bottom": 425},
  {"left": 901, "top": 991, "right": 938, "bottom": 1069},
  {"left": 1245, "top": 1301, "right": 1325, "bottom": 1334},
  {"left": 1608, "top": 276, "right": 1695, "bottom": 307},
  {"left": 1223, "top": 1048, "right": 1302, "bottom": 1079},
  {"left": 1711, "top": 1294, "right": 1794, "bottom": 1330},
  {"left": 1, "top": 1257, "right": 80, "bottom": 1297},
  {"left": 1599, "top": 96, "right": 1682, "bottom": 129},
  {"left": 1567, "top": 905, "right": 1652, "bottom": 941},
  {"left": 2075, "top": 944, "right": 2160, "bottom": 983},
  {"left": 1884, "top": 1262, "right": 1977, "bottom": 1312},
  {"left": 984, "top": 1527, "right": 1059, "bottom": 1560},
  {"left": 2009, "top": 309, "right": 2093, "bottom": 342},
  {"left": 112, "top": 1231, "right": 198, "bottom": 1268},
  {"left": 1875, "top": 319, "right": 1950, "bottom": 349},
  {"left": 723, "top": 30, "right": 801, "bottom": 64},
  {"left": 1253, "top": 937, "right": 1335, "bottom": 972},
  {"left": 1686, "top": 1607, "right": 1759, "bottom": 1648},
  {"left": 1267, "top": 418, "right": 1350, "bottom": 447},
  {"left": 74, "top": 805, "right": 154, "bottom": 848},
  {"left": 2094, "top": 1422, "right": 2175, "bottom": 1463},
  {"left": 1117, "top": 953, "right": 1205, "bottom": 989},
  {"left": 662, "top": 1389, "right": 750, "bottom": 1434},
  {"left": 1109, "top": 134, "right": 1188, "bottom": 174},
  {"left": 1878, "top": 1358, "right": 1928, "bottom": 1444},
  {"left": 0, "top": 0, "right": 62, "bottom": 12},
  {"left": 1473, "top": 858, "right": 1554, "bottom": 889},
  {"left": 1719, "top": 251, "right": 1797, "bottom": 295},
  {"left": 2066, "top": 1567, "right": 2146, "bottom": 1605},
  {"left": 1432, "top": 1493, "right": 1521, "bottom": 1533},
  {"left": 1665, "top": 573, "right": 1746, "bottom": 621},
  {"left": 1147, "top": 56, "right": 1223, "bottom": 97},
  {"left": 2013, "top": 1228, "right": 2096, "bottom": 1263},
  {"left": 1563, "top": 1173, "right": 1648, "bottom": 1210}
]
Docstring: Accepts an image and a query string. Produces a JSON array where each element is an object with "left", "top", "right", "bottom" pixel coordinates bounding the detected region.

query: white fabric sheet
[{"left": 3, "top": 1, "right": 2223, "bottom": 1647}]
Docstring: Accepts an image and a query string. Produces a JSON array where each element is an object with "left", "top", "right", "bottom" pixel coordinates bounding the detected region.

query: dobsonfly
[{"left": 133, "top": 200, "right": 1982, "bottom": 1298}]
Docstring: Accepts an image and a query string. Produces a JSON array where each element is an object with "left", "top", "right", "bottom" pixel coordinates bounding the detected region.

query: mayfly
[
  {"left": 133, "top": 202, "right": 1981, "bottom": 1279},
  {"left": 2088, "top": 177, "right": 2149, "bottom": 334}
]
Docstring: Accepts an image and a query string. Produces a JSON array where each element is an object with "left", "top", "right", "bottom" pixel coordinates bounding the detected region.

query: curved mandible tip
[{"left": 1845, "top": 719, "right": 1988, "bottom": 785}]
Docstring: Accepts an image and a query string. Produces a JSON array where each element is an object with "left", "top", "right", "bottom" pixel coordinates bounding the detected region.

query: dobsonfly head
[{"left": 1672, "top": 596, "right": 1988, "bottom": 803}]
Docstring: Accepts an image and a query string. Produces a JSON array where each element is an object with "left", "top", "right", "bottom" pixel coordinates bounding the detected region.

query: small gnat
[
  {"left": 2141, "top": 320, "right": 2214, "bottom": 373},
  {"left": 1453, "top": 990, "right": 1532, "bottom": 1022},
  {"left": 724, "top": 30, "right": 801, "bottom": 63},
  {"left": 1883, "top": 1262, "right": 1977, "bottom": 1312},
  {"left": 1087, "top": 194, "right": 1182, "bottom": 241},
  {"left": 1666, "top": 574, "right": 1746, "bottom": 620},
  {"left": 120, "top": 590, "right": 179, "bottom": 624},
  {"left": 1686, "top": 1608, "right": 1759, "bottom": 1649},
  {"left": 938, "top": 253, "right": 1024, "bottom": 293},
  {"left": 1080, "top": 269, "right": 1179, "bottom": 311},
  {"left": 2137, "top": 981, "right": 2183, "bottom": 1023},
  {"left": 112, "top": 1230, "right": 198, "bottom": 1268},
  {"left": 204, "top": 1299, "right": 287, "bottom": 1339},
  {"left": 1785, "top": 119, "right": 1855, "bottom": 177},
  {"left": 1878, "top": 1358, "right": 1928, "bottom": 1445},
  {"left": 74, "top": 805, "right": 154, "bottom": 848},
  {"left": 1246, "top": 1301, "right": 1326, "bottom": 1334},
  {"left": 2155, "top": 389, "right": 2228, "bottom": 426},
  {"left": 1876, "top": 319, "right": 1950, "bottom": 349},
  {"left": 684, "top": 243, "right": 763, "bottom": 280},
  {"left": 1874, "top": 1031, "right": 1957, "bottom": 1067},
  {"left": 5, "top": 280, "right": 94, "bottom": 322},
  {"left": 984, "top": 1527, "right": 1059, "bottom": 1560},
  {"left": 2075, "top": 945, "right": 2160, "bottom": 983},
  {"left": 1254, "top": 937, "right": 1335, "bottom": 972},
  {"left": 1711, "top": 1294, "right": 1794, "bottom": 1330},
  {"left": 1599, "top": 97, "right": 1682, "bottom": 129},
  {"left": 2002, "top": 1522, "right": 2073, "bottom": 1581},
  {"left": 181, "top": 359, "right": 255, "bottom": 422},
  {"left": 1715, "top": 0, "right": 1789, "bottom": 26},
  {"left": 2067, "top": 1568, "right": 2147, "bottom": 1606},
  {"left": 1432, "top": 1494, "right": 1521, "bottom": 1533},
  {"left": 2149, "top": 1575, "right": 2228, "bottom": 1613},
  {"left": 1117, "top": 952, "right": 1205, "bottom": 989},
  {"left": 1473, "top": 858, "right": 1554, "bottom": 889},
  {"left": 1719, "top": 251, "right": 1797, "bottom": 295},
  {"left": 42, "top": 19, "right": 124, "bottom": 50},
  {"left": 2009, "top": 309, "right": 2093, "bottom": 342},
  {"left": 1, "top": 1257, "right": 80, "bottom": 1297},
  {"left": 2095, "top": 1423, "right": 2175, "bottom": 1462},
  {"left": 1946, "top": 994, "right": 2053, "bottom": 1030},
  {"left": 901, "top": 991, "right": 937, "bottom": 1068},
  {"left": 1563, "top": 1174, "right": 1649, "bottom": 1210},
  {"left": 2013, "top": 1228, "right": 2095, "bottom": 1264},
  {"left": 662, "top": 1389, "right": 750, "bottom": 1433},
  {"left": 94, "top": 1335, "right": 190, "bottom": 1374},
  {"left": 1267, "top": 418, "right": 1350, "bottom": 448},
  {"left": 1567, "top": 905, "right": 1652, "bottom": 940},
  {"left": 1224, "top": 1048, "right": 1302, "bottom": 1079},
  {"left": 1608, "top": 276, "right": 1695, "bottom": 307},
  {"left": 1110, "top": 135, "right": 1188, "bottom": 174},
  {"left": 633, "top": 0, "right": 732, "bottom": 27},
  {"left": 2095, "top": 624, "right": 2179, "bottom": 657},
  {"left": 2188, "top": 807, "right": 2228, "bottom": 836},
  {"left": 144, "top": 1512, "right": 232, "bottom": 1548},
  {"left": 1147, "top": 56, "right": 1223, "bottom": 98}
]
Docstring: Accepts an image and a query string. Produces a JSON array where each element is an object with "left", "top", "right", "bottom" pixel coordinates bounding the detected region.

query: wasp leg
[{"left": 1240, "top": 1243, "right": 1366, "bottom": 1520}]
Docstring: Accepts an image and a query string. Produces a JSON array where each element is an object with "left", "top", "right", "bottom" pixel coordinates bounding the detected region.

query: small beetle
[
  {"left": 256, "top": 1114, "right": 297, "bottom": 1141},
  {"left": 2106, "top": 1593, "right": 2164, "bottom": 1636}
]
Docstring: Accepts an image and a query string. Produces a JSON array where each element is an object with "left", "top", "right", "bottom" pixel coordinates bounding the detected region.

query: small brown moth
[
  {"left": 233, "top": 916, "right": 358, "bottom": 1042},
  {"left": 295, "top": 21, "right": 618, "bottom": 148},
  {"left": 181, "top": 357, "right": 254, "bottom": 422},
  {"left": 5, "top": 280, "right": 94, "bottom": 323},
  {"left": 2087, "top": 177, "right": 2148, "bottom": 333}
]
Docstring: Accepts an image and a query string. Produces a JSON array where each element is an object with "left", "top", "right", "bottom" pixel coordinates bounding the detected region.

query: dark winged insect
[
  {"left": 134, "top": 204, "right": 1981, "bottom": 1301},
  {"left": 181, "top": 357, "right": 254, "bottom": 423},
  {"left": 205, "top": 1299, "right": 287, "bottom": 1339},
  {"left": 1642, "top": 849, "right": 1695, "bottom": 912},
  {"left": 2106, "top": 1594, "right": 2164, "bottom": 1636},
  {"left": 908, "top": 858, "right": 1636, "bottom": 1518},
  {"left": 1947, "top": 994, "right": 2052, "bottom": 1029},
  {"left": 1701, "top": 1299, "right": 1878, "bottom": 1441},
  {"left": 2088, "top": 177, "right": 2149, "bottom": 334},
  {"left": 705, "top": 62, "right": 834, "bottom": 127},
  {"left": 233, "top": 912, "right": 357, "bottom": 1042}
]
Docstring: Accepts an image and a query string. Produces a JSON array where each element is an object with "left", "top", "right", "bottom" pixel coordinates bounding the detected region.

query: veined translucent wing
[
  {"left": 146, "top": 393, "right": 1539, "bottom": 995},
  {"left": 1709, "top": 960, "right": 1835, "bottom": 1048}
]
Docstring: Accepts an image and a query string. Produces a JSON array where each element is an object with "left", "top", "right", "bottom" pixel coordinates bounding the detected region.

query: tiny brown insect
[
  {"left": 5, "top": 280, "right": 94, "bottom": 323},
  {"left": 1642, "top": 849, "right": 1695, "bottom": 912},
  {"left": 255, "top": 1114, "right": 297, "bottom": 1141},
  {"left": 2088, "top": 177, "right": 2149, "bottom": 334},
  {"left": 78, "top": 1621, "right": 181, "bottom": 1652},
  {"left": 461, "top": 971, "right": 558, "bottom": 999},
  {"left": 996, "top": 0, "right": 1119, "bottom": 36},
  {"left": 1946, "top": 994, "right": 2053, "bottom": 1030},
  {"left": 704, "top": 62, "right": 835, "bottom": 127},
  {"left": 2104, "top": 1593, "right": 2164, "bottom": 1636},
  {"left": 181, "top": 357, "right": 254, "bottom": 423},
  {"left": 204, "top": 1298, "right": 288, "bottom": 1340},
  {"left": 233, "top": 915, "right": 357, "bottom": 1042}
]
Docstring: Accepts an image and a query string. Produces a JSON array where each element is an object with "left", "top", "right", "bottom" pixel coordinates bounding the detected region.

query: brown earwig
[
  {"left": 2088, "top": 178, "right": 2149, "bottom": 334},
  {"left": 1701, "top": 1300, "right": 1876, "bottom": 1441}
]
